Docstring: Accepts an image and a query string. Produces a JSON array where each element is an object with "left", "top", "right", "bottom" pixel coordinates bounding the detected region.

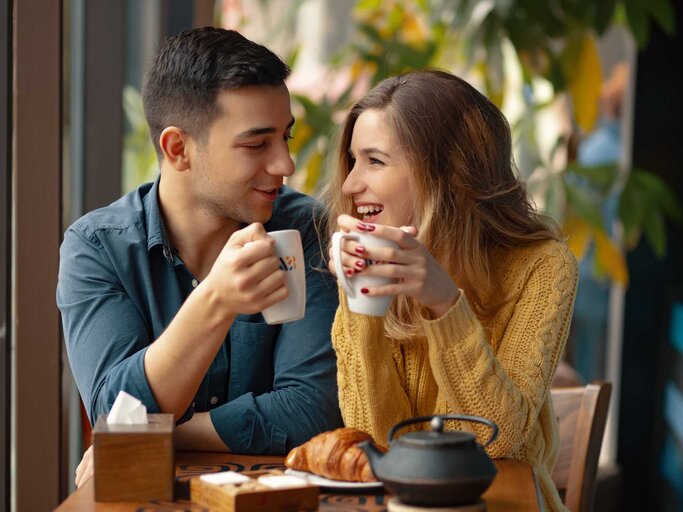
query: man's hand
[
  {"left": 75, "top": 445, "right": 94, "bottom": 488},
  {"left": 203, "top": 223, "right": 288, "bottom": 317}
]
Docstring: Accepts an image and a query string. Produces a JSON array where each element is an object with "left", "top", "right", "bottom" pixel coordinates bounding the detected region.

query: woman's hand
[
  {"left": 327, "top": 214, "right": 369, "bottom": 279},
  {"left": 75, "top": 445, "right": 94, "bottom": 488},
  {"left": 329, "top": 216, "right": 461, "bottom": 318}
]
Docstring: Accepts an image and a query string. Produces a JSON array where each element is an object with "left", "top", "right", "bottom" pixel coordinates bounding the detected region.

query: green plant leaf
[
  {"left": 595, "top": 0, "right": 618, "bottom": 33},
  {"left": 646, "top": 0, "right": 676, "bottom": 35},
  {"left": 564, "top": 177, "right": 605, "bottom": 229},
  {"left": 617, "top": 168, "right": 682, "bottom": 257},
  {"left": 634, "top": 169, "right": 683, "bottom": 222},
  {"left": 566, "top": 164, "right": 620, "bottom": 194},
  {"left": 643, "top": 210, "right": 666, "bottom": 258},
  {"left": 618, "top": 175, "right": 646, "bottom": 245},
  {"left": 357, "top": 22, "right": 386, "bottom": 44},
  {"left": 285, "top": 45, "right": 301, "bottom": 69},
  {"left": 623, "top": 0, "right": 651, "bottom": 47}
]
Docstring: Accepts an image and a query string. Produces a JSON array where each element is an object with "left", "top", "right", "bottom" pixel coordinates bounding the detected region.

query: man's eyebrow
[{"left": 235, "top": 117, "right": 295, "bottom": 140}]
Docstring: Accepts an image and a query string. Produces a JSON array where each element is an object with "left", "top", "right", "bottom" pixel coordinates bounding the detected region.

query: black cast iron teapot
[{"left": 359, "top": 414, "right": 499, "bottom": 507}]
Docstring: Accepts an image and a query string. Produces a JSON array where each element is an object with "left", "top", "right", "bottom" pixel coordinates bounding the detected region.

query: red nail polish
[
  {"left": 357, "top": 223, "right": 367, "bottom": 231},
  {"left": 364, "top": 224, "right": 376, "bottom": 232},
  {"left": 355, "top": 260, "right": 364, "bottom": 268},
  {"left": 360, "top": 288, "right": 369, "bottom": 294},
  {"left": 346, "top": 269, "right": 353, "bottom": 277},
  {"left": 355, "top": 245, "right": 365, "bottom": 254}
]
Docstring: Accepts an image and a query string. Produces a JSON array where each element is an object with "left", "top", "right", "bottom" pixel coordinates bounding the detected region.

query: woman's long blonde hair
[{"left": 322, "top": 69, "right": 560, "bottom": 339}]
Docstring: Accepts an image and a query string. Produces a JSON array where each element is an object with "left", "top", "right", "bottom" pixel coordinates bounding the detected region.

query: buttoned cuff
[
  {"left": 92, "top": 346, "right": 161, "bottom": 424},
  {"left": 209, "top": 393, "right": 288, "bottom": 454},
  {"left": 129, "top": 347, "right": 161, "bottom": 413}
]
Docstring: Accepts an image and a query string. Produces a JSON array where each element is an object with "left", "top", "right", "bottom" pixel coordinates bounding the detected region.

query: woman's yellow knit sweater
[{"left": 332, "top": 239, "right": 578, "bottom": 512}]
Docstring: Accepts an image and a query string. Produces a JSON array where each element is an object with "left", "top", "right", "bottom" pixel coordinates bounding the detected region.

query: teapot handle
[{"left": 387, "top": 414, "right": 499, "bottom": 447}]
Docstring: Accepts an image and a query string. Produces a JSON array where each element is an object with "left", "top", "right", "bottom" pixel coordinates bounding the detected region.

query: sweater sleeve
[
  {"left": 331, "top": 287, "right": 413, "bottom": 445},
  {"left": 421, "top": 245, "right": 578, "bottom": 458}
]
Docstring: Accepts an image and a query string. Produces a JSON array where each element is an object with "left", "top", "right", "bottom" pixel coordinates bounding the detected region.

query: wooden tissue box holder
[
  {"left": 93, "top": 413, "right": 174, "bottom": 502},
  {"left": 190, "top": 469, "right": 319, "bottom": 512}
]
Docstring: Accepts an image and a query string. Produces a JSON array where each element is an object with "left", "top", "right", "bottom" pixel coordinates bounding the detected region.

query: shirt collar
[{"left": 143, "top": 175, "right": 174, "bottom": 263}]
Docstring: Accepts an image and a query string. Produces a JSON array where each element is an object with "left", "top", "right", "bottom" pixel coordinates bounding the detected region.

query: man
[{"left": 57, "top": 27, "right": 342, "bottom": 485}]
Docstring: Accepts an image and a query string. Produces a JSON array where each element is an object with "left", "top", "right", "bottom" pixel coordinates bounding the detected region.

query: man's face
[{"left": 189, "top": 84, "right": 295, "bottom": 225}]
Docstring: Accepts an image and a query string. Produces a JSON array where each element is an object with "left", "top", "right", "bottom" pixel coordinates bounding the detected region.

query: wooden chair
[
  {"left": 550, "top": 382, "right": 612, "bottom": 512},
  {"left": 81, "top": 400, "right": 93, "bottom": 449}
]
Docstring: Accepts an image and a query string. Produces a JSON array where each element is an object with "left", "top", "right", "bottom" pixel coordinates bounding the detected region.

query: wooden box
[
  {"left": 93, "top": 413, "right": 174, "bottom": 502},
  {"left": 190, "top": 470, "right": 319, "bottom": 512}
]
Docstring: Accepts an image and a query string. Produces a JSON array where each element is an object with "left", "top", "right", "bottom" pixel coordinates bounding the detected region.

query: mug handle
[{"left": 331, "top": 231, "right": 359, "bottom": 298}]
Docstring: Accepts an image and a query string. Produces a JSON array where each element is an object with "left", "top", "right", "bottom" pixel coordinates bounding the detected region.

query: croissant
[{"left": 285, "top": 427, "right": 381, "bottom": 482}]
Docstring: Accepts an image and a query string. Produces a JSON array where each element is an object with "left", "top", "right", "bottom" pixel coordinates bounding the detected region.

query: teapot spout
[{"left": 358, "top": 440, "right": 384, "bottom": 478}]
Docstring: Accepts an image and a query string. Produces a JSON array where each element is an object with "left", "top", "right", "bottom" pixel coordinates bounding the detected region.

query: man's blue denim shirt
[{"left": 57, "top": 178, "right": 342, "bottom": 453}]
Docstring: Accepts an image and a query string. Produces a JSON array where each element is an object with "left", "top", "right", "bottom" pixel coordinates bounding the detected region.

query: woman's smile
[{"left": 356, "top": 203, "right": 384, "bottom": 223}]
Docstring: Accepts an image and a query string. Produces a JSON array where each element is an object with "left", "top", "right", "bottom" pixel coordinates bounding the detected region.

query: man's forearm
[
  {"left": 144, "top": 282, "right": 235, "bottom": 420},
  {"left": 175, "top": 412, "right": 229, "bottom": 451}
]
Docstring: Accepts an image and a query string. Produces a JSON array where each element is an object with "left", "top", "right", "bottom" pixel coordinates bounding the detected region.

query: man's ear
[{"left": 159, "top": 126, "right": 191, "bottom": 171}]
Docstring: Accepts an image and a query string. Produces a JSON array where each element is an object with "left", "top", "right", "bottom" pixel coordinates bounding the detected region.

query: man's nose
[{"left": 268, "top": 145, "right": 295, "bottom": 177}]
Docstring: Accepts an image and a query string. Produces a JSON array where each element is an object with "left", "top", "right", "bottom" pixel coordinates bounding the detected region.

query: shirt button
[
  {"left": 210, "top": 396, "right": 219, "bottom": 405},
  {"left": 191, "top": 278, "right": 199, "bottom": 288}
]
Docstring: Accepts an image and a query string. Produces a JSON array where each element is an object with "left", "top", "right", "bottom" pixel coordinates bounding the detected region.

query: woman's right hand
[
  {"left": 75, "top": 445, "right": 94, "bottom": 488},
  {"left": 327, "top": 214, "right": 367, "bottom": 279}
]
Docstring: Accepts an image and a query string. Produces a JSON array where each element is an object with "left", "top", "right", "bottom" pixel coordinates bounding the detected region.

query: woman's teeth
[{"left": 357, "top": 205, "right": 383, "bottom": 215}]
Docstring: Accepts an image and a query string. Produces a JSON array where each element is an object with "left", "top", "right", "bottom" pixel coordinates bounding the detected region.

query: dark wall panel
[
  {"left": 619, "top": 1, "right": 683, "bottom": 509},
  {"left": 13, "top": 0, "right": 63, "bottom": 509},
  {"left": 0, "top": 0, "right": 11, "bottom": 507}
]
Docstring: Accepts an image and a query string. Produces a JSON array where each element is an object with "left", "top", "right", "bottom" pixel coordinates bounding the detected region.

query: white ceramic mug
[
  {"left": 261, "top": 230, "right": 306, "bottom": 325},
  {"left": 331, "top": 231, "right": 398, "bottom": 316}
]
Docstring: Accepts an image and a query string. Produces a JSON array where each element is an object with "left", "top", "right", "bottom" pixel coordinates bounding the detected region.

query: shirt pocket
[
  {"left": 228, "top": 319, "right": 278, "bottom": 398},
  {"left": 231, "top": 317, "right": 279, "bottom": 348}
]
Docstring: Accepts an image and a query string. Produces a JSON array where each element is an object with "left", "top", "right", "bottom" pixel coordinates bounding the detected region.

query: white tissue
[
  {"left": 200, "top": 471, "right": 251, "bottom": 485},
  {"left": 106, "top": 391, "right": 148, "bottom": 425},
  {"left": 257, "top": 475, "right": 308, "bottom": 489}
]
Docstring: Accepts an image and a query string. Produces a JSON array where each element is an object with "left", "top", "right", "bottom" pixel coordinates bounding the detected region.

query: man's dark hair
[{"left": 143, "top": 27, "right": 290, "bottom": 159}]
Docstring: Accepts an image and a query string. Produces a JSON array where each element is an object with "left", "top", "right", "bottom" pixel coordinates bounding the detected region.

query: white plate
[{"left": 284, "top": 469, "right": 383, "bottom": 490}]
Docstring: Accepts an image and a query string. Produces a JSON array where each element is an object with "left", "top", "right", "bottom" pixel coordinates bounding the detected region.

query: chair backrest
[{"left": 551, "top": 382, "right": 612, "bottom": 512}]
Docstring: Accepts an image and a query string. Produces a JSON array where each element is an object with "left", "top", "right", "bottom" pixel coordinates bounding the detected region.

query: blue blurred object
[
  {"left": 570, "top": 119, "right": 622, "bottom": 383},
  {"left": 578, "top": 119, "right": 621, "bottom": 167},
  {"left": 658, "top": 302, "right": 683, "bottom": 511}
]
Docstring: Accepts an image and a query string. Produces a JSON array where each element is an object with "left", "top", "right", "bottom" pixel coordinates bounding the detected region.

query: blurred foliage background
[{"left": 122, "top": 0, "right": 681, "bottom": 285}]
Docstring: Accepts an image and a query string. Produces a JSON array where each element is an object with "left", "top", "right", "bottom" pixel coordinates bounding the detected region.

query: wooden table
[{"left": 56, "top": 452, "right": 542, "bottom": 511}]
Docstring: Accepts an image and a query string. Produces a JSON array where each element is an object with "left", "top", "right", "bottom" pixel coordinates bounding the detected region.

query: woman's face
[{"left": 342, "top": 109, "right": 415, "bottom": 227}]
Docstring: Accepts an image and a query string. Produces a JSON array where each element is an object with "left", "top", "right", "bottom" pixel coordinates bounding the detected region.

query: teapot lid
[
  {"left": 388, "top": 415, "right": 499, "bottom": 448},
  {"left": 396, "top": 416, "right": 475, "bottom": 447}
]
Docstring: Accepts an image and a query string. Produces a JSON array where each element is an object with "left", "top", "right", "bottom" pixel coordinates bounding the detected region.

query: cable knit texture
[{"left": 332, "top": 239, "right": 578, "bottom": 512}]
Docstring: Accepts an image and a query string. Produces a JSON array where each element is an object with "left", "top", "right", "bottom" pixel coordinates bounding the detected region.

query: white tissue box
[{"left": 93, "top": 413, "right": 174, "bottom": 502}]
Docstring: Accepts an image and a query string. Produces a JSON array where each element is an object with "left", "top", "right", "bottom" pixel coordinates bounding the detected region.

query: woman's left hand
[{"left": 355, "top": 222, "right": 461, "bottom": 318}]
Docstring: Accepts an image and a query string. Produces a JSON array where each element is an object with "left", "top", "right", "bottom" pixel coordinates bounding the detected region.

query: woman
[{"left": 324, "top": 69, "right": 577, "bottom": 512}]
